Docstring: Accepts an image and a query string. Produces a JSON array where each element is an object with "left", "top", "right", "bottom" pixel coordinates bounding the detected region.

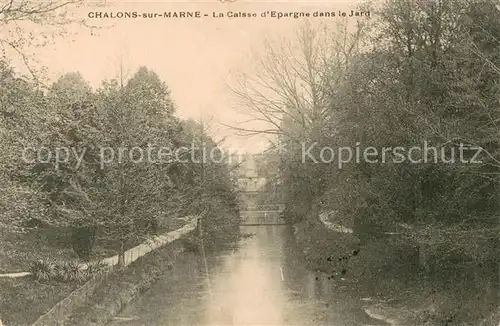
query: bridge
[
  {"left": 239, "top": 204, "right": 286, "bottom": 226},
  {"left": 233, "top": 154, "right": 286, "bottom": 226}
]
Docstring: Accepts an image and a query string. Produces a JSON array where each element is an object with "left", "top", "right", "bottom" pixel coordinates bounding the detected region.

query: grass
[
  {"left": 0, "top": 277, "right": 78, "bottom": 325},
  {"left": 0, "top": 218, "right": 191, "bottom": 273},
  {"left": 90, "top": 218, "right": 191, "bottom": 259},
  {"left": 0, "top": 218, "right": 192, "bottom": 325},
  {"left": 66, "top": 239, "right": 185, "bottom": 325},
  {"left": 0, "top": 228, "right": 76, "bottom": 273}
]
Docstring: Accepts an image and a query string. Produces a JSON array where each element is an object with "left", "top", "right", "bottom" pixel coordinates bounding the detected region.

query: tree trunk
[
  {"left": 418, "top": 240, "right": 430, "bottom": 274},
  {"left": 414, "top": 174, "right": 429, "bottom": 273},
  {"left": 72, "top": 226, "right": 96, "bottom": 260},
  {"left": 196, "top": 217, "right": 202, "bottom": 237},
  {"left": 118, "top": 240, "right": 125, "bottom": 267}
]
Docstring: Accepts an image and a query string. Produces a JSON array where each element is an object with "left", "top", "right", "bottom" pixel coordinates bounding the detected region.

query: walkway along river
[{"left": 108, "top": 225, "right": 389, "bottom": 326}]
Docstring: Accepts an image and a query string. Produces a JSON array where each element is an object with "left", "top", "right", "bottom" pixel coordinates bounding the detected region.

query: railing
[
  {"left": 239, "top": 210, "right": 286, "bottom": 225},
  {"left": 318, "top": 211, "right": 353, "bottom": 234},
  {"left": 0, "top": 217, "right": 199, "bottom": 279},
  {"left": 241, "top": 204, "right": 285, "bottom": 212},
  {"left": 102, "top": 219, "right": 197, "bottom": 267},
  {"left": 30, "top": 217, "right": 200, "bottom": 326}
]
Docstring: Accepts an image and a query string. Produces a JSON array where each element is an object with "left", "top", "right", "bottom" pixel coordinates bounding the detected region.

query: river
[{"left": 108, "top": 225, "right": 387, "bottom": 326}]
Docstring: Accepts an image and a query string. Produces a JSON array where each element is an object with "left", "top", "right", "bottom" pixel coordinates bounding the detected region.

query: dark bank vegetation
[{"left": 233, "top": 0, "right": 499, "bottom": 324}]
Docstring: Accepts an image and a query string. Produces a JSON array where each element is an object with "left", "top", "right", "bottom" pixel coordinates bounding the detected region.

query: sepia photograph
[{"left": 0, "top": 0, "right": 499, "bottom": 325}]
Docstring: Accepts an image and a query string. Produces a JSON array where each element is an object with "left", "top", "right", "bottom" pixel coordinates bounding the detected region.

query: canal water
[{"left": 109, "top": 226, "right": 387, "bottom": 326}]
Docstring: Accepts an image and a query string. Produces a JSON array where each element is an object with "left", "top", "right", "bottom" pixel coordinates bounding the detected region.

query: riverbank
[
  {"left": 0, "top": 219, "right": 189, "bottom": 274},
  {"left": 0, "top": 219, "right": 192, "bottom": 325},
  {"left": 63, "top": 215, "right": 241, "bottom": 325},
  {"left": 65, "top": 239, "right": 185, "bottom": 325},
  {"left": 0, "top": 277, "right": 78, "bottom": 325},
  {"left": 293, "top": 221, "right": 499, "bottom": 326},
  {"left": 0, "top": 202, "right": 240, "bottom": 324}
]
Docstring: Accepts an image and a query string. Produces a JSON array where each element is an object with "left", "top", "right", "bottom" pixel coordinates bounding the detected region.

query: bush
[
  {"left": 54, "top": 260, "right": 85, "bottom": 283},
  {"left": 30, "top": 259, "right": 107, "bottom": 283},
  {"left": 85, "top": 260, "right": 108, "bottom": 278},
  {"left": 71, "top": 226, "right": 96, "bottom": 260},
  {"left": 30, "top": 259, "right": 56, "bottom": 282}
]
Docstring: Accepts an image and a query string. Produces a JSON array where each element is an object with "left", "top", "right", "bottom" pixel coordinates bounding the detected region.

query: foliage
[
  {"left": 0, "top": 62, "right": 239, "bottom": 264},
  {"left": 54, "top": 260, "right": 84, "bottom": 282},
  {"left": 84, "top": 260, "right": 108, "bottom": 277},
  {"left": 244, "top": 0, "right": 499, "bottom": 261},
  {"left": 30, "top": 258, "right": 107, "bottom": 283},
  {"left": 0, "top": 60, "right": 50, "bottom": 233},
  {"left": 30, "top": 259, "right": 56, "bottom": 282},
  {"left": 234, "top": 6, "right": 499, "bottom": 323},
  {"left": 0, "top": 0, "right": 102, "bottom": 82}
]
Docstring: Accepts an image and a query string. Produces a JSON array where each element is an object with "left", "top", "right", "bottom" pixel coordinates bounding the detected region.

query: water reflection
[
  {"left": 204, "top": 229, "right": 286, "bottom": 324},
  {"left": 109, "top": 226, "right": 373, "bottom": 326}
]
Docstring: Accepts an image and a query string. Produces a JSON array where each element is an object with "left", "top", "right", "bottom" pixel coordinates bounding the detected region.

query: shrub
[
  {"left": 71, "top": 226, "right": 96, "bottom": 260},
  {"left": 54, "top": 260, "right": 84, "bottom": 282},
  {"left": 30, "top": 259, "right": 56, "bottom": 281},
  {"left": 31, "top": 259, "right": 89, "bottom": 282},
  {"left": 85, "top": 260, "right": 108, "bottom": 278},
  {"left": 67, "top": 260, "right": 86, "bottom": 282}
]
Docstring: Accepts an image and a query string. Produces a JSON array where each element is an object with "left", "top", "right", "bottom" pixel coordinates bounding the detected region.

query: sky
[{"left": 4, "top": 0, "right": 368, "bottom": 153}]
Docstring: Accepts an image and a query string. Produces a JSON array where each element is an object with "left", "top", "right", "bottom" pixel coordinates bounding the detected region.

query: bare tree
[
  {"left": 0, "top": 0, "right": 102, "bottom": 82},
  {"left": 227, "top": 21, "right": 367, "bottom": 144}
]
